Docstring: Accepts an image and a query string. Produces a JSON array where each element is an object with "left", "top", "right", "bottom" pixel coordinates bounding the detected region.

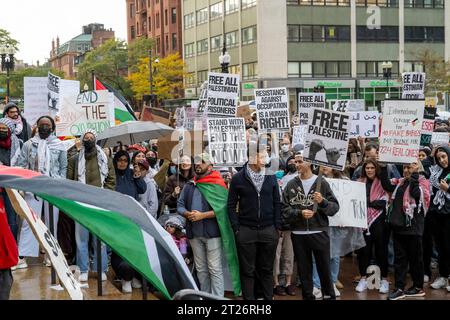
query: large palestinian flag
[
  {"left": 0, "top": 165, "right": 197, "bottom": 299},
  {"left": 194, "top": 171, "right": 241, "bottom": 295}
]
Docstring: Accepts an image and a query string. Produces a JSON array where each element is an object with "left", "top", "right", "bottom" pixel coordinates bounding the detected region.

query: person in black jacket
[
  {"left": 228, "top": 142, "right": 281, "bottom": 300},
  {"left": 2, "top": 102, "right": 31, "bottom": 143},
  {"left": 281, "top": 154, "right": 339, "bottom": 300}
]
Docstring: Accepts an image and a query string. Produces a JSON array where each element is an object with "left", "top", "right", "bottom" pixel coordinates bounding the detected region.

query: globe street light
[
  {"left": 381, "top": 61, "right": 393, "bottom": 99},
  {"left": 219, "top": 49, "right": 231, "bottom": 74},
  {"left": 0, "top": 44, "right": 16, "bottom": 103}
]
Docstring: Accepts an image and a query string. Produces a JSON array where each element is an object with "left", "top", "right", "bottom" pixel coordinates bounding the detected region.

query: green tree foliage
[
  {"left": 0, "top": 28, "right": 19, "bottom": 50},
  {"left": 415, "top": 49, "right": 450, "bottom": 95},
  {"left": 128, "top": 37, "right": 154, "bottom": 73}
]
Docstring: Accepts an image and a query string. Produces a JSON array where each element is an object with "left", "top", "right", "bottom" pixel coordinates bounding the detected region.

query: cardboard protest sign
[
  {"left": 206, "top": 73, "right": 240, "bottom": 117},
  {"left": 326, "top": 178, "right": 367, "bottom": 229},
  {"left": 298, "top": 93, "right": 325, "bottom": 125},
  {"left": 24, "top": 77, "right": 48, "bottom": 126},
  {"left": 56, "top": 90, "right": 115, "bottom": 136},
  {"left": 255, "top": 87, "right": 290, "bottom": 131},
  {"left": 420, "top": 107, "right": 436, "bottom": 146},
  {"left": 303, "top": 108, "right": 351, "bottom": 170},
  {"left": 402, "top": 72, "right": 425, "bottom": 99},
  {"left": 207, "top": 118, "right": 248, "bottom": 167},
  {"left": 292, "top": 125, "right": 307, "bottom": 150},
  {"left": 332, "top": 99, "right": 365, "bottom": 112},
  {"left": 349, "top": 111, "right": 379, "bottom": 138},
  {"left": 431, "top": 132, "right": 449, "bottom": 146},
  {"left": 379, "top": 100, "right": 424, "bottom": 164},
  {"left": 150, "top": 107, "right": 172, "bottom": 125}
]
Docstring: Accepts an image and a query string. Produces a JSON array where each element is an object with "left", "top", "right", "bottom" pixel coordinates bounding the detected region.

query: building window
[
  {"left": 149, "top": 17, "right": 152, "bottom": 31},
  {"left": 357, "top": 26, "right": 399, "bottom": 42},
  {"left": 185, "top": 73, "right": 196, "bottom": 87},
  {"left": 211, "top": 35, "right": 223, "bottom": 52},
  {"left": 288, "top": 61, "right": 352, "bottom": 77},
  {"left": 185, "top": 43, "right": 195, "bottom": 58},
  {"left": 229, "top": 65, "right": 241, "bottom": 75},
  {"left": 165, "top": 34, "right": 169, "bottom": 51},
  {"left": 130, "top": 26, "right": 136, "bottom": 39},
  {"left": 356, "top": 0, "right": 399, "bottom": 6},
  {"left": 241, "top": 0, "right": 257, "bottom": 9},
  {"left": 296, "top": 0, "right": 351, "bottom": 5},
  {"left": 156, "top": 37, "right": 161, "bottom": 54},
  {"left": 172, "top": 33, "right": 177, "bottom": 50},
  {"left": 130, "top": 3, "right": 135, "bottom": 17},
  {"left": 225, "top": 0, "right": 239, "bottom": 14},
  {"left": 243, "top": 62, "right": 258, "bottom": 80},
  {"left": 404, "top": 0, "right": 444, "bottom": 8},
  {"left": 288, "top": 62, "right": 300, "bottom": 77},
  {"left": 172, "top": 8, "right": 177, "bottom": 24},
  {"left": 405, "top": 26, "right": 444, "bottom": 42},
  {"left": 210, "top": 2, "right": 223, "bottom": 20},
  {"left": 288, "top": 25, "right": 350, "bottom": 42},
  {"left": 156, "top": 13, "right": 160, "bottom": 28},
  {"left": 196, "top": 7, "right": 208, "bottom": 25},
  {"left": 403, "top": 61, "right": 424, "bottom": 72},
  {"left": 242, "top": 26, "right": 257, "bottom": 45},
  {"left": 357, "top": 61, "right": 399, "bottom": 77},
  {"left": 165, "top": 9, "right": 168, "bottom": 26},
  {"left": 197, "top": 39, "right": 209, "bottom": 55},
  {"left": 184, "top": 13, "right": 195, "bottom": 29},
  {"left": 137, "top": 22, "right": 140, "bottom": 35},
  {"left": 225, "top": 30, "right": 239, "bottom": 48},
  {"left": 197, "top": 70, "right": 208, "bottom": 85}
]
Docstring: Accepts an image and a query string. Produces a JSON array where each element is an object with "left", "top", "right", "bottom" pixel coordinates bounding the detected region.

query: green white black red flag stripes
[{"left": 0, "top": 166, "right": 197, "bottom": 299}]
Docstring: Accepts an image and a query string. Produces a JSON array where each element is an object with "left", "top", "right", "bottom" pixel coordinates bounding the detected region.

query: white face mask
[{"left": 281, "top": 145, "right": 290, "bottom": 153}]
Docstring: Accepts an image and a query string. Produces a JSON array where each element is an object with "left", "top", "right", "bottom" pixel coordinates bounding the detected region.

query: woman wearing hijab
[{"left": 163, "top": 155, "right": 194, "bottom": 213}]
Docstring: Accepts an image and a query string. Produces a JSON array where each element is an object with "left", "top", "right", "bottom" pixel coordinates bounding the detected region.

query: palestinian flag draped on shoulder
[
  {"left": 194, "top": 170, "right": 241, "bottom": 295},
  {"left": 94, "top": 78, "right": 137, "bottom": 124}
]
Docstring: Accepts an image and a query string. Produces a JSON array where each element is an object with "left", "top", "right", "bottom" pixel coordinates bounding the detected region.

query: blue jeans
[
  {"left": 313, "top": 256, "right": 340, "bottom": 288},
  {"left": 189, "top": 237, "right": 224, "bottom": 297},
  {"left": 75, "top": 222, "right": 107, "bottom": 273}
]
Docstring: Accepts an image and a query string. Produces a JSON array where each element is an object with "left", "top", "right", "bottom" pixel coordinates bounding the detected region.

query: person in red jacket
[{"left": 0, "top": 192, "right": 19, "bottom": 300}]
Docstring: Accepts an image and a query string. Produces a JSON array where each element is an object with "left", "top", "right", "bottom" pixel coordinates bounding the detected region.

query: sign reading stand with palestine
[
  {"left": 206, "top": 73, "right": 240, "bottom": 117},
  {"left": 402, "top": 72, "right": 426, "bottom": 99},
  {"left": 255, "top": 87, "right": 290, "bottom": 131},
  {"left": 298, "top": 93, "right": 325, "bottom": 125},
  {"left": 303, "top": 108, "right": 351, "bottom": 171},
  {"left": 207, "top": 117, "right": 248, "bottom": 167},
  {"left": 379, "top": 100, "right": 424, "bottom": 164}
]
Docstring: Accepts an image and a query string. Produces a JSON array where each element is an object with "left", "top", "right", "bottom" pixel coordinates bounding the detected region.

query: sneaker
[
  {"left": 313, "top": 287, "right": 322, "bottom": 299},
  {"left": 131, "top": 277, "right": 142, "bottom": 289},
  {"left": 388, "top": 289, "right": 405, "bottom": 300},
  {"left": 101, "top": 272, "right": 107, "bottom": 282},
  {"left": 121, "top": 280, "right": 132, "bottom": 293},
  {"left": 355, "top": 278, "right": 368, "bottom": 292},
  {"left": 333, "top": 284, "right": 341, "bottom": 297},
  {"left": 424, "top": 275, "right": 430, "bottom": 283},
  {"left": 335, "top": 280, "right": 344, "bottom": 289},
  {"left": 379, "top": 279, "right": 389, "bottom": 294},
  {"left": 79, "top": 272, "right": 89, "bottom": 282},
  {"left": 285, "top": 284, "right": 296, "bottom": 296},
  {"left": 404, "top": 287, "right": 425, "bottom": 297},
  {"left": 14, "top": 258, "right": 28, "bottom": 270},
  {"left": 274, "top": 285, "right": 286, "bottom": 296},
  {"left": 430, "top": 277, "right": 447, "bottom": 289}
]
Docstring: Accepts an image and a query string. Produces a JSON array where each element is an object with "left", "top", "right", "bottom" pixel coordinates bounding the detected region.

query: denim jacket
[{"left": 15, "top": 135, "right": 67, "bottom": 179}]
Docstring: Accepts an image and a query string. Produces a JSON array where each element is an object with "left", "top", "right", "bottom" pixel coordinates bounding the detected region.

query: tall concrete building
[
  {"left": 126, "top": 0, "right": 183, "bottom": 58},
  {"left": 182, "top": 0, "right": 450, "bottom": 109}
]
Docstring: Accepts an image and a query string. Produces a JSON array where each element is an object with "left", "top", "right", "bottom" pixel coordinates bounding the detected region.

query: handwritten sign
[
  {"left": 24, "top": 77, "right": 48, "bottom": 126},
  {"left": 349, "top": 111, "right": 379, "bottom": 138},
  {"left": 420, "top": 107, "right": 436, "bottom": 146},
  {"left": 292, "top": 125, "right": 307, "bottom": 149},
  {"left": 431, "top": 132, "right": 449, "bottom": 146}
]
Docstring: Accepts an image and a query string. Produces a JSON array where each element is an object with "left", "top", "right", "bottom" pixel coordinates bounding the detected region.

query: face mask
[
  {"left": 0, "top": 131, "right": 9, "bottom": 140},
  {"left": 287, "top": 164, "right": 297, "bottom": 173},
  {"left": 281, "top": 145, "right": 290, "bottom": 153},
  {"left": 147, "top": 157, "right": 157, "bottom": 167},
  {"left": 83, "top": 140, "right": 96, "bottom": 152},
  {"left": 169, "top": 166, "right": 177, "bottom": 175},
  {"left": 38, "top": 125, "right": 52, "bottom": 139}
]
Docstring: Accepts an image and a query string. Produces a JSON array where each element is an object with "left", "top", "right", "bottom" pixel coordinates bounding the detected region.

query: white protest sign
[
  {"left": 349, "top": 111, "right": 379, "bottom": 138},
  {"left": 175, "top": 107, "right": 185, "bottom": 129},
  {"left": 431, "top": 132, "right": 449, "bottom": 146},
  {"left": 255, "top": 87, "right": 290, "bottom": 131},
  {"left": 402, "top": 72, "right": 426, "bottom": 99},
  {"left": 24, "top": 77, "right": 48, "bottom": 126},
  {"left": 332, "top": 99, "right": 365, "bottom": 112},
  {"left": 6, "top": 189, "right": 83, "bottom": 300},
  {"left": 379, "top": 100, "right": 424, "bottom": 164},
  {"left": 56, "top": 90, "right": 115, "bottom": 136},
  {"left": 303, "top": 108, "right": 351, "bottom": 171},
  {"left": 206, "top": 73, "right": 240, "bottom": 117},
  {"left": 326, "top": 178, "right": 368, "bottom": 229},
  {"left": 298, "top": 93, "right": 325, "bottom": 125},
  {"left": 292, "top": 125, "right": 307, "bottom": 149},
  {"left": 207, "top": 118, "right": 248, "bottom": 166}
]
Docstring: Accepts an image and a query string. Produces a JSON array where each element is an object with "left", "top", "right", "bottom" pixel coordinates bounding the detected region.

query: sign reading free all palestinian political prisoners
[
  {"left": 207, "top": 118, "right": 248, "bottom": 167},
  {"left": 379, "top": 100, "right": 424, "bottom": 164},
  {"left": 298, "top": 93, "right": 325, "bottom": 125},
  {"left": 303, "top": 108, "right": 351, "bottom": 171},
  {"left": 255, "top": 87, "right": 290, "bottom": 131},
  {"left": 402, "top": 72, "right": 426, "bottom": 99},
  {"left": 56, "top": 90, "right": 115, "bottom": 136},
  {"left": 206, "top": 73, "right": 240, "bottom": 117}
]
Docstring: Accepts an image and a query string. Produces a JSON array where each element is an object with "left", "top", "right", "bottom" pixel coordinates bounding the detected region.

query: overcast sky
[{"left": 0, "top": 0, "right": 127, "bottom": 65}]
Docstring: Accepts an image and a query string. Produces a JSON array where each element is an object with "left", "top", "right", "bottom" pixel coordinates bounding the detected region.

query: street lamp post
[
  {"left": 382, "top": 61, "right": 393, "bottom": 99},
  {"left": 148, "top": 49, "right": 159, "bottom": 107},
  {"left": 219, "top": 45, "right": 231, "bottom": 74},
  {"left": 0, "top": 44, "right": 16, "bottom": 103}
]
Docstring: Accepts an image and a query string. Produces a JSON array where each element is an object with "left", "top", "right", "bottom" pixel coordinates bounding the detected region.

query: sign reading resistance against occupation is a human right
[
  {"left": 206, "top": 73, "right": 240, "bottom": 117},
  {"left": 255, "top": 87, "right": 290, "bottom": 131}
]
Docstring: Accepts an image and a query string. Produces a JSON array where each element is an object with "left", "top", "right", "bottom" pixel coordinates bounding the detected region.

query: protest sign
[
  {"left": 298, "top": 93, "right": 325, "bottom": 125},
  {"left": 56, "top": 90, "right": 115, "bottom": 136},
  {"left": 255, "top": 87, "right": 290, "bottom": 131},
  {"left": 175, "top": 107, "right": 185, "bottom": 128},
  {"left": 420, "top": 107, "right": 436, "bottom": 146},
  {"left": 207, "top": 118, "right": 248, "bottom": 166},
  {"left": 206, "top": 73, "right": 239, "bottom": 117},
  {"left": 197, "top": 81, "right": 208, "bottom": 115},
  {"left": 24, "top": 77, "right": 48, "bottom": 126},
  {"left": 326, "top": 178, "right": 367, "bottom": 229},
  {"left": 402, "top": 72, "right": 426, "bottom": 99},
  {"left": 331, "top": 99, "right": 365, "bottom": 112},
  {"left": 379, "top": 100, "right": 424, "bottom": 164},
  {"left": 431, "top": 132, "right": 449, "bottom": 146},
  {"left": 47, "top": 72, "right": 60, "bottom": 113},
  {"left": 292, "top": 125, "right": 307, "bottom": 150},
  {"left": 303, "top": 108, "right": 351, "bottom": 170},
  {"left": 349, "top": 111, "right": 379, "bottom": 138}
]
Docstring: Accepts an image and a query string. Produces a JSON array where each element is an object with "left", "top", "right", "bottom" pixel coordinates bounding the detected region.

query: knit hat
[
  {"left": 81, "top": 129, "right": 97, "bottom": 141},
  {"left": 0, "top": 117, "right": 15, "bottom": 132}
]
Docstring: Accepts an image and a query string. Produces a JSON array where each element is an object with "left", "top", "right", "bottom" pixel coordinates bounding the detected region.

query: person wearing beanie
[
  {"left": 66, "top": 128, "right": 116, "bottom": 282},
  {"left": 2, "top": 102, "right": 32, "bottom": 143}
]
